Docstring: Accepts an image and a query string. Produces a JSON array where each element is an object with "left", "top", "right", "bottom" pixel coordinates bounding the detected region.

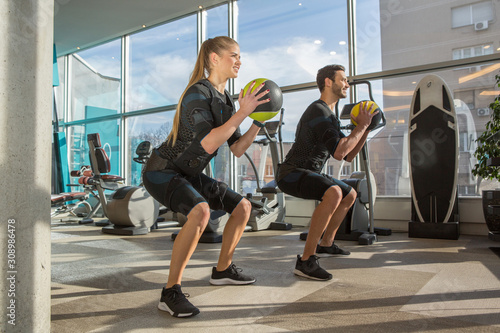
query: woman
[{"left": 143, "top": 36, "right": 270, "bottom": 318}]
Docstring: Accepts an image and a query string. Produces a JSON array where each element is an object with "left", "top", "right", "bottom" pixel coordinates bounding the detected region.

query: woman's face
[{"left": 213, "top": 44, "right": 241, "bottom": 79}]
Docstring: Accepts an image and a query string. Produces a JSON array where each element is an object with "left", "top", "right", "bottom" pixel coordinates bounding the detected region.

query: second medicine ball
[
  {"left": 242, "top": 78, "right": 283, "bottom": 122},
  {"left": 350, "top": 100, "right": 382, "bottom": 131}
]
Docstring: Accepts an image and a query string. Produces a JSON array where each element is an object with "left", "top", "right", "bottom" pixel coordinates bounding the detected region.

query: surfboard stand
[
  {"left": 408, "top": 192, "right": 460, "bottom": 240},
  {"left": 489, "top": 231, "right": 500, "bottom": 242},
  {"left": 408, "top": 221, "right": 460, "bottom": 240}
]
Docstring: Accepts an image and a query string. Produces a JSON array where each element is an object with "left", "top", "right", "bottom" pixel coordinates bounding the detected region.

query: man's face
[{"left": 330, "top": 70, "right": 349, "bottom": 99}]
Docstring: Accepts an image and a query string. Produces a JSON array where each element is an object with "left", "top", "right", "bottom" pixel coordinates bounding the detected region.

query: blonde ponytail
[{"left": 167, "top": 36, "right": 238, "bottom": 146}]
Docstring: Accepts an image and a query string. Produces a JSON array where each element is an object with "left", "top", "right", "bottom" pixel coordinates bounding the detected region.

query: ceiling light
[
  {"left": 480, "top": 90, "right": 500, "bottom": 96},
  {"left": 314, "top": 40, "right": 322, "bottom": 45},
  {"left": 484, "top": 45, "right": 491, "bottom": 49},
  {"left": 330, "top": 51, "right": 337, "bottom": 55},
  {"left": 198, "top": 5, "right": 203, "bottom": 9},
  {"left": 459, "top": 63, "right": 500, "bottom": 84},
  {"left": 384, "top": 90, "right": 413, "bottom": 97},
  {"left": 383, "top": 104, "right": 411, "bottom": 112},
  {"left": 142, "top": 24, "right": 146, "bottom": 28},
  {"left": 339, "top": 41, "right": 346, "bottom": 45},
  {"left": 76, "top": 47, "right": 80, "bottom": 50}
]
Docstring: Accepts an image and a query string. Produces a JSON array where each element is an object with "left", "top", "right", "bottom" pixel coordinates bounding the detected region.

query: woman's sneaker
[
  {"left": 209, "top": 263, "right": 256, "bottom": 285},
  {"left": 316, "top": 243, "right": 351, "bottom": 255},
  {"left": 294, "top": 255, "right": 332, "bottom": 281},
  {"left": 158, "top": 284, "right": 200, "bottom": 318}
]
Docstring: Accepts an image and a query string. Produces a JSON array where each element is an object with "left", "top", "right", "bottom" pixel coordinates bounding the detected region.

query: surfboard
[{"left": 408, "top": 74, "right": 459, "bottom": 226}]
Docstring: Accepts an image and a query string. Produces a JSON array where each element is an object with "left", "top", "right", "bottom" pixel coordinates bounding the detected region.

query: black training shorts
[
  {"left": 277, "top": 167, "right": 352, "bottom": 201},
  {"left": 143, "top": 170, "right": 243, "bottom": 217}
]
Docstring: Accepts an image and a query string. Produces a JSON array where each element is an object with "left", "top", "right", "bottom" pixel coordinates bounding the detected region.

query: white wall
[{"left": 285, "top": 195, "right": 490, "bottom": 237}]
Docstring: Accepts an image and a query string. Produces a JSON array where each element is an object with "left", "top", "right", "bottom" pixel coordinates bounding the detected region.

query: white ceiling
[{"left": 54, "top": 0, "right": 227, "bottom": 56}]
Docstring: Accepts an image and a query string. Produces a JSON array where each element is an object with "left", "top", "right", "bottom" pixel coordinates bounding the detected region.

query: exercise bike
[
  {"left": 81, "top": 133, "right": 160, "bottom": 235},
  {"left": 243, "top": 108, "right": 291, "bottom": 231}
]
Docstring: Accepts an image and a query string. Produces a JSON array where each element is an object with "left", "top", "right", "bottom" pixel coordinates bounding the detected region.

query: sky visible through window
[{"left": 74, "top": 0, "right": 383, "bottom": 137}]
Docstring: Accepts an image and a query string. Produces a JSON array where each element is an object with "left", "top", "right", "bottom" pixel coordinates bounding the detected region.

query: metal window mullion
[
  {"left": 64, "top": 55, "right": 74, "bottom": 173},
  {"left": 347, "top": 0, "right": 357, "bottom": 102},
  {"left": 63, "top": 54, "right": 72, "bottom": 179},
  {"left": 228, "top": 0, "right": 238, "bottom": 44},
  {"left": 198, "top": 8, "right": 206, "bottom": 51},
  {"left": 347, "top": 0, "right": 360, "bottom": 172},
  {"left": 228, "top": 0, "right": 237, "bottom": 95},
  {"left": 65, "top": 55, "right": 72, "bottom": 124},
  {"left": 121, "top": 35, "right": 129, "bottom": 182},
  {"left": 228, "top": 0, "right": 238, "bottom": 189}
]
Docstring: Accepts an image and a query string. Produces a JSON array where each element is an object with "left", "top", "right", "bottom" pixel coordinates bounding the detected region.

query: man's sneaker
[
  {"left": 209, "top": 263, "right": 256, "bottom": 285},
  {"left": 294, "top": 255, "right": 332, "bottom": 281},
  {"left": 316, "top": 243, "right": 351, "bottom": 255},
  {"left": 158, "top": 284, "right": 200, "bottom": 318}
]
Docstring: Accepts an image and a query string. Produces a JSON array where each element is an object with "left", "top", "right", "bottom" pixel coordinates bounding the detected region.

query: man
[{"left": 276, "top": 64, "right": 377, "bottom": 280}]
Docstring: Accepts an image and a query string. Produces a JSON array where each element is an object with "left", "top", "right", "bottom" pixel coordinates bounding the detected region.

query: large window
[
  {"left": 235, "top": 0, "right": 348, "bottom": 89},
  {"left": 127, "top": 15, "right": 197, "bottom": 112},
  {"left": 203, "top": 4, "right": 233, "bottom": 186},
  {"left": 372, "top": 63, "right": 500, "bottom": 196},
  {"left": 69, "top": 39, "right": 121, "bottom": 122},
  {"left": 67, "top": 119, "right": 121, "bottom": 182},
  {"left": 453, "top": 44, "right": 494, "bottom": 60},
  {"left": 355, "top": 0, "right": 383, "bottom": 74},
  {"left": 379, "top": 0, "right": 497, "bottom": 71},
  {"left": 66, "top": 40, "right": 122, "bottom": 184},
  {"left": 452, "top": 1, "right": 494, "bottom": 28},
  {"left": 205, "top": 4, "right": 229, "bottom": 38},
  {"left": 126, "top": 112, "right": 173, "bottom": 186},
  {"left": 57, "top": 0, "right": 499, "bottom": 199}
]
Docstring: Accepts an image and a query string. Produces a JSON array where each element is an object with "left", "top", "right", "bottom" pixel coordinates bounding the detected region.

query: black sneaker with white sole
[
  {"left": 294, "top": 254, "right": 332, "bottom": 281},
  {"left": 158, "top": 284, "right": 200, "bottom": 318},
  {"left": 209, "top": 263, "right": 256, "bottom": 285},
  {"left": 316, "top": 243, "right": 351, "bottom": 255}
]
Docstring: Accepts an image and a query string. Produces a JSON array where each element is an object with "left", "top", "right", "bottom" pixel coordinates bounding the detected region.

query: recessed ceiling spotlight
[
  {"left": 76, "top": 47, "right": 80, "bottom": 50},
  {"left": 314, "top": 40, "right": 322, "bottom": 45},
  {"left": 299, "top": 2, "right": 302, "bottom": 5},
  {"left": 142, "top": 24, "right": 146, "bottom": 28},
  {"left": 339, "top": 41, "right": 346, "bottom": 45},
  {"left": 330, "top": 51, "right": 337, "bottom": 55},
  {"left": 484, "top": 45, "right": 491, "bottom": 49},
  {"left": 198, "top": 5, "right": 203, "bottom": 9}
]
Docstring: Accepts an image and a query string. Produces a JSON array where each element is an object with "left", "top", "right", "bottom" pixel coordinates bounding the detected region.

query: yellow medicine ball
[
  {"left": 350, "top": 100, "right": 382, "bottom": 130},
  {"left": 242, "top": 78, "right": 283, "bottom": 122}
]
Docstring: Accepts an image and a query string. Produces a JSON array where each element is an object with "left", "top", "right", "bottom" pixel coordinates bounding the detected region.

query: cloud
[
  {"left": 237, "top": 36, "right": 347, "bottom": 88},
  {"left": 128, "top": 53, "right": 194, "bottom": 110}
]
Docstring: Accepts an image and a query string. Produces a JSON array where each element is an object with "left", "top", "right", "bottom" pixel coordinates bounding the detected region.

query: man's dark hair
[{"left": 316, "top": 64, "right": 346, "bottom": 92}]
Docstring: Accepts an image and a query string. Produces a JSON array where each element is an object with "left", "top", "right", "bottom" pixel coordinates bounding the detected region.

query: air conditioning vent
[
  {"left": 477, "top": 108, "right": 490, "bottom": 117},
  {"left": 474, "top": 20, "right": 488, "bottom": 31}
]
